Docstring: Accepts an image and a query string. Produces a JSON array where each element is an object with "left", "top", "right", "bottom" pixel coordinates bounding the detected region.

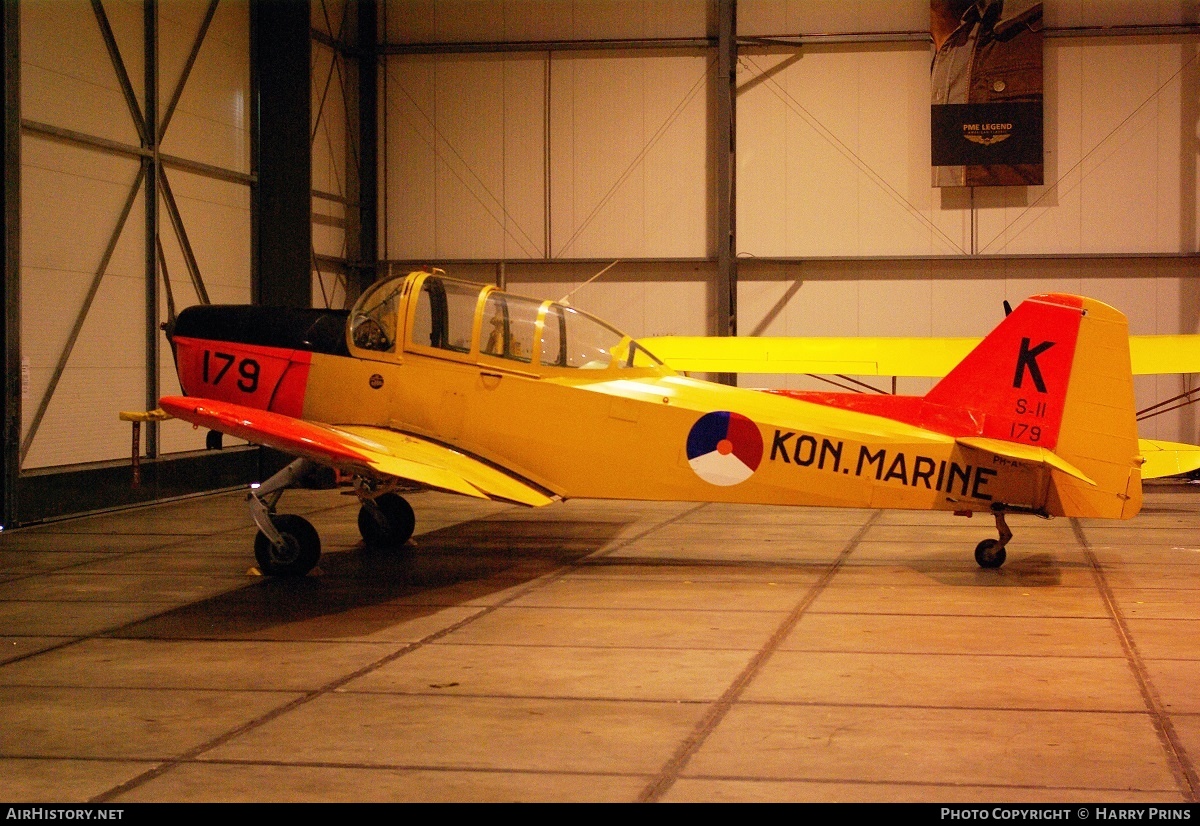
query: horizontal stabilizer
[
  {"left": 956, "top": 436, "right": 1097, "bottom": 487},
  {"left": 159, "top": 396, "right": 555, "bottom": 507}
]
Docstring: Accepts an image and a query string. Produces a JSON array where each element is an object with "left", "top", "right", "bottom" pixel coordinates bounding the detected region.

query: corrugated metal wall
[{"left": 19, "top": 0, "right": 252, "bottom": 470}]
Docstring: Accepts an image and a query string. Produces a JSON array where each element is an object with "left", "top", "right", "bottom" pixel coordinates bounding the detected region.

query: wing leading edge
[
  {"left": 158, "top": 396, "right": 556, "bottom": 507},
  {"left": 642, "top": 335, "right": 1200, "bottom": 377}
]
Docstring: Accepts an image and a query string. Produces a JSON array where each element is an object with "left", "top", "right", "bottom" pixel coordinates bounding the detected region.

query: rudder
[{"left": 924, "top": 294, "right": 1140, "bottom": 518}]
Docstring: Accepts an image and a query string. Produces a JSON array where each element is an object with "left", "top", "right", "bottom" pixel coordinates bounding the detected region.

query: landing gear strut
[
  {"left": 974, "top": 511, "right": 1013, "bottom": 569},
  {"left": 248, "top": 458, "right": 321, "bottom": 577}
]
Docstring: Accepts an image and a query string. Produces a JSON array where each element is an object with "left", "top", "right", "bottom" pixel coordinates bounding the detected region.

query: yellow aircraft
[{"left": 160, "top": 270, "right": 1147, "bottom": 577}]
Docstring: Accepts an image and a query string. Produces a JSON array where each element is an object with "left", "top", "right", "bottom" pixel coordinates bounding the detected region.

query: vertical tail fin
[{"left": 925, "top": 294, "right": 1141, "bottom": 519}]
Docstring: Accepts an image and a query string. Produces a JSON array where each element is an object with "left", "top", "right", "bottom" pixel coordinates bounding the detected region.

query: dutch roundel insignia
[{"left": 686, "top": 411, "right": 763, "bottom": 486}]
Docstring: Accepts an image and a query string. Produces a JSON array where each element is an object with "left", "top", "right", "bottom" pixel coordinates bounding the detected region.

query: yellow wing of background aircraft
[
  {"left": 641, "top": 330, "right": 1200, "bottom": 380},
  {"left": 160, "top": 270, "right": 1150, "bottom": 577},
  {"left": 642, "top": 324, "right": 1200, "bottom": 482}
]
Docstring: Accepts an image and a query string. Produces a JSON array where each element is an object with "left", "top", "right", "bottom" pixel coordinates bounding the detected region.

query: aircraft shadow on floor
[
  {"left": 105, "top": 518, "right": 627, "bottom": 641},
  {"left": 537, "top": 543, "right": 1066, "bottom": 588},
  {"left": 906, "top": 552, "right": 1064, "bottom": 587}
]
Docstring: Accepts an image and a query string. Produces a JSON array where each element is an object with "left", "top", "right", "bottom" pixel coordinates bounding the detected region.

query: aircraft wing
[
  {"left": 641, "top": 334, "right": 1200, "bottom": 377},
  {"left": 1138, "top": 438, "right": 1200, "bottom": 480},
  {"left": 641, "top": 335, "right": 973, "bottom": 377},
  {"left": 158, "top": 396, "right": 556, "bottom": 507}
]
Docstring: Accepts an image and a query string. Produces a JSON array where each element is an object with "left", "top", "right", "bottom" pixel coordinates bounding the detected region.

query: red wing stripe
[{"left": 159, "top": 396, "right": 369, "bottom": 465}]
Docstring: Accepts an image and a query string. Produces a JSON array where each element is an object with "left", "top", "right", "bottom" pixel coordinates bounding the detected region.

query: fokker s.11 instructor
[{"left": 160, "top": 269, "right": 1145, "bottom": 577}]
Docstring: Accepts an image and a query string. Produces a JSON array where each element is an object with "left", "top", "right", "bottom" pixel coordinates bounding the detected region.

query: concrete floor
[{"left": 1, "top": 482, "right": 1199, "bottom": 803}]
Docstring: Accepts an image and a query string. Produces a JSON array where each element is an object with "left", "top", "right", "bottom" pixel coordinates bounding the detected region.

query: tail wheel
[
  {"left": 974, "top": 538, "right": 1007, "bottom": 569},
  {"left": 358, "top": 492, "right": 416, "bottom": 549},
  {"left": 254, "top": 514, "right": 321, "bottom": 577}
]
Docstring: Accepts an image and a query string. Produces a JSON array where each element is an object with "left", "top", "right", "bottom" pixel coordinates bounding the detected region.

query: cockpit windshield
[
  {"left": 350, "top": 271, "right": 664, "bottom": 372},
  {"left": 539, "top": 303, "right": 662, "bottom": 370},
  {"left": 410, "top": 277, "right": 483, "bottom": 353},
  {"left": 349, "top": 276, "right": 405, "bottom": 352}
]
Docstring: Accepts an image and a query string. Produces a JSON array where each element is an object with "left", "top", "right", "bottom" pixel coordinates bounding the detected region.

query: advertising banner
[{"left": 931, "top": 0, "right": 1044, "bottom": 187}]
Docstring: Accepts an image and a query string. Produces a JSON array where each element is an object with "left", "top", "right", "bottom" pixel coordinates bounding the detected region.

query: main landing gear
[
  {"left": 356, "top": 488, "right": 416, "bottom": 549},
  {"left": 973, "top": 511, "right": 1014, "bottom": 569},
  {"left": 247, "top": 459, "right": 417, "bottom": 577}
]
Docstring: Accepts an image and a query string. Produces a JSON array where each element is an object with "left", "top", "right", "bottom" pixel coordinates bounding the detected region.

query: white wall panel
[
  {"left": 502, "top": 2, "right": 573, "bottom": 45},
  {"left": 21, "top": 140, "right": 142, "bottom": 278},
  {"left": 160, "top": 170, "right": 251, "bottom": 304},
  {"left": 159, "top": 0, "right": 251, "bottom": 174},
  {"left": 740, "top": 0, "right": 927, "bottom": 36},
  {"left": 21, "top": 0, "right": 142, "bottom": 146},
  {"left": 384, "top": 53, "right": 546, "bottom": 259},
  {"left": 20, "top": 137, "right": 147, "bottom": 469},
  {"left": 1049, "top": 0, "right": 1200, "bottom": 27},
  {"left": 384, "top": 0, "right": 709, "bottom": 43},
  {"left": 550, "top": 54, "right": 645, "bottom": 258},
  {"left": 643, "top": 53, "right": 711, "bottom": 254},
  {"left": 1079, "top": 40, "right": 1179, "bottom": 255},
  {"left": 383, "top": 0, "right": 436, "bottom": 41},
  {"left": 776, "top": 48, "right": 864, "bottom": 255},
  {"left": 313, "top": 197, "right": 347, "bottom": 259},
  {"left": 107, "top": 0, "right": 147, "bottom": 103},
  {"left": 312, "top": 42, "right": 350, "bottom": 199},
  {"left": 24, "top": 368, "right": 149, "bottom": 469},
  {"left": 738, "top": 34, "right": 1200, "bottom": 258},
  {"left": 313, "top": 267, "right": 350, "bottom": 311},
  {"left": 19, "top": 0, "right": 253, "bottom": 470},
  {"left": 503, "top": 58, "right": 548, "bottom": 257},
  {"left": 313, "top": 0, "right": 351, "bottom": 39},
  {"left": 572, "top": 0, "right": 709, "bottom": 39},
  {"left": 736, "top": 52, "right": 787, "bottom": 254},
  {"left": 978, "top": 38, "right": 1199, "bottom": 255},
  {"left": 738, "top": 44, "right": 961, "bottom": 258},
  {"left": 501, "top": 261, "right": 713, "bottom": 340},
  {"left": 434, "top": 55, "right": 508, "bottom": 257},
  {"left": 550, "top": 51, "right": 711, "bottom": 258},
  {"left": 384, "top": 57, "right": 437, "bottom": 258}
]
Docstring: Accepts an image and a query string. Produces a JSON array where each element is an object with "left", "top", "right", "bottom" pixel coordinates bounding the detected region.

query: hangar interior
[{"left": 2, "top": 0, "right": 1200, "bottom": 804}]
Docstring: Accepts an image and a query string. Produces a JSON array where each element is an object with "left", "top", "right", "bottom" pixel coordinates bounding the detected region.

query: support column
[
  {"left": 144, "top": 0, "right": 158, "bottom": 456},
  {"left": 2, "top": 0, "right": 19, "bottom": 526},
  {"left": 715, "top": 0, "right": 737, "bottom": 386},
  {"left": 252, "top": 0, "right": 312, "bottom": 308},
  {"left": 355, "top": 0, "right": 378, "bottom": 298}
]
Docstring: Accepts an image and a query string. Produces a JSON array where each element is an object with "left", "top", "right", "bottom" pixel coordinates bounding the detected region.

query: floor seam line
[
  {"left": 636, "top": 509, "right": 882, "bottom": 802},
  {"left": 1072, "top": 516, "right": 1199, "bottom": 801}
]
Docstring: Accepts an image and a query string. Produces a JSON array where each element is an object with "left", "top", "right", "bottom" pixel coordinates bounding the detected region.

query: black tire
[
  {"left": 254, "top": 514, "right": 321, "bottom": 577},
  {"left": 974, "top": 538, "right": 1007, "bottom": 569},
  {"left": 358, "top": 493, "right": 416, "bottom": 548}
]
